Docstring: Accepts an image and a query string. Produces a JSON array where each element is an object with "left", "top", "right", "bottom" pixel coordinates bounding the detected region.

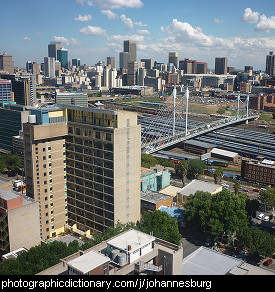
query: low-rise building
[
  {"left": 141, "top": 190, "right": 173, "bottom": 212},
  {"left": 177, "top": 179, "right": 222, "bottom": 206},
  {"left": 141, "top": 166, "right": 170, "bottom": 192}
]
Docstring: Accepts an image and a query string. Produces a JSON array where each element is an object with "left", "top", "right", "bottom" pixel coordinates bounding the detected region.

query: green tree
[
  {"left": 187, "top": 159, "right": 206, "bottom": 179},
  {"left": 259, "top": 187, "right": 275, "bottom": 212},
  {"left": 175, "top": 160, "right": 189, "bottom": 186},
  {"left": 213, "top": 167, "right": 223, "bottom": 184},
  {"left": 233, "top": 181, "right": 241, "bottom": 195},
  {"left": 141, "top": 153, "right": 158, "bottom": 168},
  {"left": 139, "top": 210, "right": 182, "bottom": 245}
]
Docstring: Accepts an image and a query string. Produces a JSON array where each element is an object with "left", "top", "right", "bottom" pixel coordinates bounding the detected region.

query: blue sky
[{"left": 1, "top": 0, "right": 275, "bottom": 70}]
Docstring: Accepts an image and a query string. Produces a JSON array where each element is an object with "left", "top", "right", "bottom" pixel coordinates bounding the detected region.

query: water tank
[
  {"left": 117, "top": 253, "right": 127, "bottom": 266},
  {"left": 111, "top": 249, "right": 120, "bottom": 261},
  {"left": 28, "top": 115, "right": 36, "bottom": 124}
]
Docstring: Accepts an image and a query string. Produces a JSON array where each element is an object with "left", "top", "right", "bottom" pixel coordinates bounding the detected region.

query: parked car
[
  {"left": 263, "top": 216, "right": 270, "bottom": 221},
  {"left": 257, "top": 213, "right": 265, "bottom": 220},
  {"left": 263, "top": 259, "right": 272, "bottom": 266},
  {"left": 253, "top": 188, "right": 260, "bottom": 192},
  {"left": 243, "top": 189, "right": 250, "bottom": 192}
]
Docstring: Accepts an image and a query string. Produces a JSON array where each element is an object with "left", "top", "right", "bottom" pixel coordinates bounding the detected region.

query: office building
[
  {"left": 123, "top": 40, "right": 136, "bottom": 63},
  {"left": 266, "top": 51, "right": 275, "bottom": 76},
  {"left": 55, "top": 92, "right": 88, "bottom": 107},
  {"left": 0, "top": 52, "right": 14, "bottom": 74},
  {"left": 168, "top": 52, "right": 178, "bottom": 69},
  {"left": 127, "top": 61, "right": 141, "bottom": 85},
  {"left": 119, "top": 52, "right": 130, "bottom": 70},
  {"left": 57, "top": 48, "right": 69, "bottom": 70},
  {"left": 0, "top": 188, "right": 40, "bottom": 257},
  {"left": 65, "top": 106, "right": 141, "bottom": 234},
  {"left": 107, "top": 57, "right": 115, "bottom": 69},
  {"left": 44, "top": 57, "right": 56, "bottom": 78},
  {"left": 23, "top": 109, "right": 68, "bottom": 240},
  {"left": 72, "top": 59, "right": 80, "bottom": 68},
  {"left": 179, "top": 59, "right": 197, "bottom": 74},
  {"left": 48, "top": 42, "right": 63, "bottom": 60},
  {"left": 0, "top": 79, "right": 13, "bottom": 103},
  {"left": 141, "top": 59, "right": 154, "bottom": 70},
  {"left": 215, "top": 57, "right": 228, "bottom": 75},
  {"left": 196, "top": 62, "right": 208, "bottom": 74}
]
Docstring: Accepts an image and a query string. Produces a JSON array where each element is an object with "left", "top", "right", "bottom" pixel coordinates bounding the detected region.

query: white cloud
[
  {"left": 255, "top": 14, "right": 275, "bottom": 32},
  {"left": 84, "top": 0, "right": 143, "bottom": 9},
  {"left": 214, "top": 18, "right": 223, "bottom": 24},
  {"left": 54, "top": 36, "right": 80, "bottom": 46},
  {"left": 120, "top": 14, "right": 134, "bottom": 29},
  {"left": 23, "top": 36, "right": 31, "bottom": 41},
  {"left": 108, "top": 34, "right": 144, "bottom": 43},
  {"left": 101, "top": 10, "right": 118, "bottom": 20},
  {"left": 134, "top": 21, "right": 148, "bottom": 27},
  {"left": 241, "top": 8, "right": 259, "bottom": 23},
  {"left": 74, "top": 14, "right": 92, "bottom": 22},
  {"left": 136, "top": 29, "right": 150, "bottom": 35},
  {"left": 80, "top": 26, "right": 107, "bottom": 36}
]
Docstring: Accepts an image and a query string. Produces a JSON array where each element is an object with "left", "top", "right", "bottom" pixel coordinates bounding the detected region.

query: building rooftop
[
  {"left": 159, "top": 206, "right": 185, "bottom": 222},
  {"left": 0, "top": 188, "right": 36, "bottom": 207},
  {"left": 107, "top": 229, "right": 155, "bottom": 253},
  {"left": 141, "top": 190, "right": 172, "bottom": 204},
  {"left": 184, "top": 139, "right": 215, "bottom": 149},
  {"left": 67, "top": 250, "right": 109, "bottom": 274},
  {"left": 178, "top": 179, "right": 221, "bottom": 196},
  {"left": 158, "top": 185, "right": 181, "bottom": 197},
  {"left": 211, "top": 147, "right": 239, "bottom": 158}
]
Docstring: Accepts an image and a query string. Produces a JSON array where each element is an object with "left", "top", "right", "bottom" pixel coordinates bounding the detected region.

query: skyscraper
[
  {"left": 123, "top": 40, "right": 136, "bottom": 63},
  {"left": 169, "top": 52, "right": 178, "bottom": 69},
  {"left": 266, "top": 51, "right": 275, "bottom": 76},
  {"left": 0, "top": 52, "right": 14, "bottom": 74},
  {"left": 72, "top": 58, "right": 80, "bottom": 67},
  {"left": 48, "top": 42, "right": 63, "bottom": 60},
  {"left": 119, "top": 52, "right": 130, "bottom": 70},
  {"left": 44, "top": 57, "right": 56, "bottom": 78},
  {"left": 107, "top": 57, "right": 115, "bottom": 69},
  {"left": 57, "top": 48, "right": 69, "bottom": 69},
  {"left": 215, "top": 57, "right": 228, "bottom": 75}
]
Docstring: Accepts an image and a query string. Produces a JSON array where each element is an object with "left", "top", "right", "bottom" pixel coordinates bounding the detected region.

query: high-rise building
[
  {"left": 266, "top": 51, "right": 275, "bottom": 76},
  {"left": 124, "top": 40, "right": 136, "bottom": 63},
  {"left": 141, "top": 59, "right": 154, "bottom": 70},
  {"left": 215, "top": 57, "right": 228, "bottom": 75},
  {"left": 196, "top": 62, "right": 208, "bottom": 74},
  {"left": 57, "top": 48, "right": 69, "bottom": 70},
  {"left": 169, "top": 52, "right": 178, "bottom": 69},
  {"left": 0, "top": 79, "right": 13, "bottom": 103},
  {"left": 119, "top": 52, "right": 130, "bottom": 70},
  {"left": 179, "top": 59, "right": 197, "bottom": 74},
  {"left": 107, "top": 57, "right": 115, "bottom": 69},
  {"left": 48, "top": 42, "right": 63, "bottom": 60},
  {"left": 23, "top": 109, "right": 68, "bottom": 241},
  {"left": 0, "top": 52, "right": 14, "bottom": 74},
  {"left": 72, "top": 58, "right": 81, "bottom": 67},
  {"left": 44, "top": 57, "right": 56, "bottom": 78},
  {"left": 65, "top": 105, "right": 141, "bottom": 234}
]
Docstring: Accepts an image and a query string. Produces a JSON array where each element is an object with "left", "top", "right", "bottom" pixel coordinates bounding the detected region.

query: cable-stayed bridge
[{"left": 140, "top": 87, "right": 259, "bottom": 154}]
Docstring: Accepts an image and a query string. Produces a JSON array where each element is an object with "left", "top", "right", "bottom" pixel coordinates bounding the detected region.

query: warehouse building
[{"left": 210, "top": 148, "right": 239, "bottom": 162}]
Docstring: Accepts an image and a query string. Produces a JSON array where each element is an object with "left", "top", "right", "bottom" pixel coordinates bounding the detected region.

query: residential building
[
  {"left": 241, "top": 158, "right": 275, "bottom": 186},
  {"left": 266, "top": 51, "right": 275, "bottom": 76},
  {"left": 215, "top": 57, "right": 228, "bottom": 75},
  {"left": 23, "top": 109, "right": 68, "bottom": 240},
  {"left": 65, "top": 106, "right": 141, "bottom": 234},
  {"left": 0, "top": 188, "right": 40, "bottom": 257},
  {"left": 169, "top": 52, "right": 178, "bottom": 69},
  {"left": 0, "top": 52, "right": 14, "bottom": 74}
]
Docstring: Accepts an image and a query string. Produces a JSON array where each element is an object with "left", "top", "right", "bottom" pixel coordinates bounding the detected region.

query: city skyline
[{"left": 1, "top": 0, "right": 275, "bottom": 70}]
